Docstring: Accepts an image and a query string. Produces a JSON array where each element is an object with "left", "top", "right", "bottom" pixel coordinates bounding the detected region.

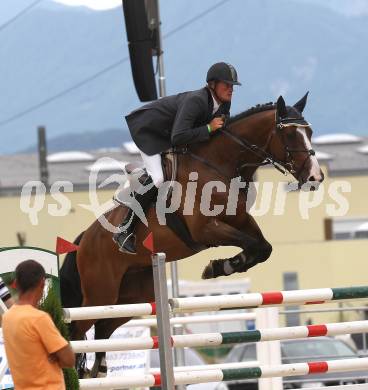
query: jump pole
[
  {"left": 120, "top": 312, "right": 256, "bottom": 327},
  {"left": 73, "top": 318, "right": 368, "bottom": 352},
  {"left": 169, "top": 286, "right": 368, "bottom": 313},
  {"left": 152, "top": 252, "right": 175, "bottom": 390},
  {"left": 62, "top": 286, "right": 368, "bottom": 323},
  {"left": 70, "top": 318, "right": 368, "bottom": 353},
  {"left": 79, "top": 357, "right": 368, "bottom": 389},
  {"left": 63, "top": 286, "right": 368, "bottom": 322}
]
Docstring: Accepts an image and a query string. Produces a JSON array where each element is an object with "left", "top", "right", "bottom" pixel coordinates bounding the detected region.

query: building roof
[
  {"left": 313, "top": 133, "right": 363, "bottom": 145},
  {"left": 1, "top": 134, "right": 368, "bottom": 195},
  {"left": 47, "top": 151, "right": 96, "bottom": 163},
  {"left": 0, "top": 149, "right": 140, "bottom": 196},
  {"left": 312, "top": 135, "right": 368, "bottom": 176}
]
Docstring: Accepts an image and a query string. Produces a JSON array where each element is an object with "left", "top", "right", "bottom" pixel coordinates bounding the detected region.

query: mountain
[
  {"left": 21, "top": 128, "right": 131, "bottom": 153},
  {"left": 0, "top": 0, "right": 367, "bottom": 154}
]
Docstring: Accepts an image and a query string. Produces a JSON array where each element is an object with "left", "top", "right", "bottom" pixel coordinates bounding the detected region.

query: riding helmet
[{"left": 206, "top": 62, "right": 241, "bottom": 85}]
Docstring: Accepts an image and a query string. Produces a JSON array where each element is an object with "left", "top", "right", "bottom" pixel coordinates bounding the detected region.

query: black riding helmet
[{"left": 206, "top": 62, "right": 241, "bottom": 86}]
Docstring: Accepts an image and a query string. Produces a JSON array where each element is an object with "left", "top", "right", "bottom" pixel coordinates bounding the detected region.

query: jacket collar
[{"left": 205, "top": 87, "right": 215, "bottom": 122}]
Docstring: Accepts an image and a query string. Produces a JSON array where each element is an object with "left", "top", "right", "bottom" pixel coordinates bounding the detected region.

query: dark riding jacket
[{"left": 125, "top": 87, "right": 231, "bottom": 156}]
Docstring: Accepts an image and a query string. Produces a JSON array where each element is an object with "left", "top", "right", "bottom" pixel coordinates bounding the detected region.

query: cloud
[
  {"left": 51, "top": 0, "right": 121, "bottom": 11},
  {"left": 270, "top": 80, "right": 291, "bottom": 97},
  {"left": 293, "top": 57, "right": 318, "bottom": 82},
  {"left": 341, "top": 0, "right": 368, "bottom": 16},
  {"left": 296, "top": 0, "right": 368, "bottom": 17}
]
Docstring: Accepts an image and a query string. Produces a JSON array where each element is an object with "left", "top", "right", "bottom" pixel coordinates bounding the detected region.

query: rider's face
[{"left": 214, "top": 81, "right": 233, "bottom": 103}]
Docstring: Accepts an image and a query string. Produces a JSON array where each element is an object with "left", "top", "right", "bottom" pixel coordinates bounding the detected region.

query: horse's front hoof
[
  {"left": 201, "top": 260, "right": 224, "bottom": 279},
  {"left": 202, "top": 255, "right": 249, "bottom": 279}
]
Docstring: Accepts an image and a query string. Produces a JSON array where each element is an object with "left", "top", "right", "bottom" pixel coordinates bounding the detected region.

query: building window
[{"left": 326, "top": 218, "right": 368, "bottom": 240}]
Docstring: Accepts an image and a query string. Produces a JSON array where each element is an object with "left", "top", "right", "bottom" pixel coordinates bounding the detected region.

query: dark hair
[{"left": 15, "top": 260, "right": 46, "bottom": 293}]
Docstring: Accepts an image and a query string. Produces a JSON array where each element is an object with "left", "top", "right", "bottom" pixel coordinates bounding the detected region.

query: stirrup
[{"left": 112, "top": 231, "right": 137, "bottom": 255}]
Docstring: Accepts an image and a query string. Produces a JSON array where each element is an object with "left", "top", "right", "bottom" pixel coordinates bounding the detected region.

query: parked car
[{"left": 216, "top": 337, "right": 368, "bottom": 389}]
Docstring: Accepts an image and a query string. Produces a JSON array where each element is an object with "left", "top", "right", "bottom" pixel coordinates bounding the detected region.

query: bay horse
[{"left": 60, "top": 93, "right": 324, "bottom": 377}]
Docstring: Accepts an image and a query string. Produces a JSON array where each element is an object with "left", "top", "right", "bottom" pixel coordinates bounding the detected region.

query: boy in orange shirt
[{"left": 2, "top": 260, "right": 75, "bottom": 390}]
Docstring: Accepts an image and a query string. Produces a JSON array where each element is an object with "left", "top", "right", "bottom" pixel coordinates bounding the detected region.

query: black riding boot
[{"left": 113, "top": 175, "right": 158, "bottom": 254}]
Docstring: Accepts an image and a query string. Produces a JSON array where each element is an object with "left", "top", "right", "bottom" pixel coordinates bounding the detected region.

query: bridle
[
  {"left": 273, "top": 115, "right": 316, "bottom": 179},
  {"left": 173, "top": 113, "right": 316, "bottom": 181}
]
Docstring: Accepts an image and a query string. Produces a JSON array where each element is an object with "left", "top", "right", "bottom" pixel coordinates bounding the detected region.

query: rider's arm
[{"left": 171, "top": 95, "right": 210, "bottom": 147}]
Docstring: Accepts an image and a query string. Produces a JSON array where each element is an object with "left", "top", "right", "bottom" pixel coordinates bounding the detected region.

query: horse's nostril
[{"left": 308, "top": 173, "right": 324, "bottom": 183}]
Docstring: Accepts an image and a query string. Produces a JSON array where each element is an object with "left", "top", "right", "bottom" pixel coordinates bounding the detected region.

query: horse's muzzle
[{"left": 299, "top": 169, "right": 324, "bottom": 191}]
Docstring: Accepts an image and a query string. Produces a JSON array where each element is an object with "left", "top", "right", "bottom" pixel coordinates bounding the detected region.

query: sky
[{"left": 0, "top": 0, "right": 367, "bottom": 152}]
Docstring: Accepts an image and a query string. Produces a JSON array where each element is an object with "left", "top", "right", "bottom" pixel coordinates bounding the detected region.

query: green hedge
[{"left": 40, "top": 283, "right": 79, "bottom": 390}]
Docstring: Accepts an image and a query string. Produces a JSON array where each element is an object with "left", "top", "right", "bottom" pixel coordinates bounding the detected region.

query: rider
[{"left": 113, "top": 62, "right": 241, "bottom": 254}]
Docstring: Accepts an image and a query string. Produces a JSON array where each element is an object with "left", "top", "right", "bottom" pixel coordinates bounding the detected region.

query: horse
[{"left": 60, "top": 93, "right": 324, "bottom": 377}]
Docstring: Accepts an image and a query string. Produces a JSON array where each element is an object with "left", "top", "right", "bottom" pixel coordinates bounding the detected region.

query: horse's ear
[
  {"left": 293, "top": 91, "right": 309, "bottom": 113},
  {"left": 276, "top": 96, "right": 288, "bottom": 118}
]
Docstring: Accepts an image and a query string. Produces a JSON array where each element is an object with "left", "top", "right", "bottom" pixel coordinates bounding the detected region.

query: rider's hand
[{"left": 208, "top": 117, "right": 224, "bottom": 133}]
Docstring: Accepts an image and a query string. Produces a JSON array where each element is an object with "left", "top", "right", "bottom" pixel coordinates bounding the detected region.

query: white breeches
[{"left": 140, "top": 150, "right": 164, "bottom": 187}]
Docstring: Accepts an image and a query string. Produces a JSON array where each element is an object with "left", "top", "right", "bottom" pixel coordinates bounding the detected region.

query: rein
[
  {"left": 174, "top": 115, "right": 315, "bottom": 181},
  {"left": 173, "top": 147, "right": 232, "bottom": 180},
  {"left": 219, "top": 127, "right": 288, "bottom": 175}
]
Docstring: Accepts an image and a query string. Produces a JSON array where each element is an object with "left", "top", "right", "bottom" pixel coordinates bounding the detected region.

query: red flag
[
  {"left": 143, "top": 232, "right": 155, "bottom": 253},
  {"left": 10, "top": 280, "right": 16, "bottom": 289},
  {"left": 56, "top": 237, "right": 79, "bottom": 255}
]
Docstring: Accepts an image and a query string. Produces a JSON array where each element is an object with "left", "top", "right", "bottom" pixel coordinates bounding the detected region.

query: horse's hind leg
[
  {"left": 70, "top": 280, "right": 123, "bottom": 374},
  {"left": 73, "top": 246, "right": 129, "bottom": 377},
  {"left": 90, "top": 267, "right": 155, "bottom": 378},
  {"left": 69, "top": 317, "right": 102, "bottom": 374}
]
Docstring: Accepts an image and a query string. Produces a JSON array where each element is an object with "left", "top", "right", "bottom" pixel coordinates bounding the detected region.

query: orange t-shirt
[{"left": 2, "top": 304, "right": 68, "bottom": 390}]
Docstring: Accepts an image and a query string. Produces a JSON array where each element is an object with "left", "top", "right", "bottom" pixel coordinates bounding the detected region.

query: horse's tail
[{"left": 60, "top": 232, "right": 84, "bottom": 308}]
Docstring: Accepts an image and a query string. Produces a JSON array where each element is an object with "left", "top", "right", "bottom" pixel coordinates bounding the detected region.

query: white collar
[{"left": 210, "top": 91, "right": 220, "bottom": 115}]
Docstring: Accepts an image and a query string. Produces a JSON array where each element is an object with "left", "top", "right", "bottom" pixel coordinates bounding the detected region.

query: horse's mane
[{"left": 228, "top": 102, "right": 276, "bottom": 124}]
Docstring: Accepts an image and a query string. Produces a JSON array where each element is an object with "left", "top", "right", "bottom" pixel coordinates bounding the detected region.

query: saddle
[
  {"left": 113, "top": 149, "right": 176, "bottom": 205},
  {"left": 114, "top": 150, "right": 204, "bottom": 252}
]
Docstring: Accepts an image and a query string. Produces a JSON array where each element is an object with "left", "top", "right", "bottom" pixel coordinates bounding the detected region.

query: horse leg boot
[
  {"left": 197, "top": 219, "right": 265, "bottom": 279},
  {"left": 113, "top": 174, "right": 158, "bottom": 254}
]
